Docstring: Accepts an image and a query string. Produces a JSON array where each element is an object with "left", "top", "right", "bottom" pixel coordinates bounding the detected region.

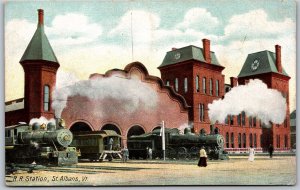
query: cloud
[
  {"left": 109, "top": 10, "right": 161, "bottom": 44},
  {"left": 176, "top": 8, "right": 219, "bottom": 32},
  {"left": 223, "top": 9, "right": 295, "bottom": 41},
  {"left": 47, "top": 13, "right": 103, "bottom": 46}
]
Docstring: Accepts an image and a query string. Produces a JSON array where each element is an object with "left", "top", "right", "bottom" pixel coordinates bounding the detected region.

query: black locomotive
[
  {"left": 127, "top": 127, "right": 229, "bottom": 160},
  {"left": 5, "top": 118, "right": 78, "bottom": 166}
]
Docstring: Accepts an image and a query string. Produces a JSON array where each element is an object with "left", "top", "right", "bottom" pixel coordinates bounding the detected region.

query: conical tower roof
[{"left": 20, "top": 9, "right": 58, "bottom": 64}]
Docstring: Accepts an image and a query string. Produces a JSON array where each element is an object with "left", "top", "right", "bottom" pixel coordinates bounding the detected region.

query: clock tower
[
  {"left": 158, "top": 39, "right": 225, "bottom": 133},
  {"left": 238, "top": 45, "right": 290, "bottom": 150}
]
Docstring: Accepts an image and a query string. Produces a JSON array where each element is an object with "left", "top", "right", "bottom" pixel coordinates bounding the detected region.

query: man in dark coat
[{"left": 268, "top": 144, "right": 274, "bottom": 158}]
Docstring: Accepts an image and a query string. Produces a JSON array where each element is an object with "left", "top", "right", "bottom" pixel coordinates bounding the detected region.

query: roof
[
  {"left": 238, "top": 50, "right": 289, "bottom": 78},
  {"left": 20, "top": 25, "right": 58, "bottom": 63},
  {"left": 5, "top": 98, "right": 24, "bottom": 112},
  {"left": 290, "top": 110, "right": 296, "bottom": 119},
  {"left": 158, "top": 45, "right": 222, "bottom": 68}
]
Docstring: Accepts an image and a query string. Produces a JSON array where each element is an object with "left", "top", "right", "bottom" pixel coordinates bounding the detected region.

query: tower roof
[
  {"left": 158, "top": 45, "right": 222, "bottom": 68},
  {"left": 20, "top": 9, "right": 58, "bottom": 64},
  {"left": 238, "top": 50, "right": 289, "bottom": 78}
]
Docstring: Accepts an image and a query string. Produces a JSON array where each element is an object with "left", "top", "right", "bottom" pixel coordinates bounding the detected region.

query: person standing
[
  {"left": 108, "top": 138, "right": 114, "bottom": 150},
  {"left": 198, "top": 146, "right": 207, "bottom": 167},
  {"left": 148, "top": 147, "right": 152, "bottom": 160},
  {"left": 121, "top": 147, "right": 129, "bottom": 162},
  {"left": 248, "top": 146, "right": 255, "bottom": 162},
  {"left": 268, "top": 144, "right": 274, "bottom": 158}
]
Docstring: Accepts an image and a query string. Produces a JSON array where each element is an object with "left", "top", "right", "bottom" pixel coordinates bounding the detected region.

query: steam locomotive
[
  {"left": 5, "top": 118, "right": 78, "bottom": 166},
  {"left": 127, "top": 127, "right": 229, "bottom": 160}
]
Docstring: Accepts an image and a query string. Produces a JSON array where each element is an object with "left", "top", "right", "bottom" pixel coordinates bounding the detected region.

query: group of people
[
  {"left": 197, "top": 144, "right": 275, "bottom": 167},
  {"left": 248, "top": 144, "right": 274, "bottom": 162}
]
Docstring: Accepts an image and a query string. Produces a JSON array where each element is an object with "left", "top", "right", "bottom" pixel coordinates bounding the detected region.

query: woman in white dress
[{"left": 248, "top": 146, "right": 255, "bottom": 162}]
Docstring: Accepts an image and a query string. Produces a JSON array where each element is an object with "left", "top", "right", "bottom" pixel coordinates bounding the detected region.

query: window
[
  {"left": 202, "top": 77, "right": 206, "bottom": 94},
  {"left": 230, "top": 115, "right": 234, "bottom": 125},
  {"left": 242, "top": 112, "right": 245, "bottom": 126},
  {"left": 243, "top": 133, "right": 246, "bottom": 148},
  {"left": 166, "top": 80, "right": 170, "bottom": 86},
  {"left": 231, "top": 133, "right": 234, "bottom": 148},
  {"left": 226, "top": 133, "right": 229, "bottom": 148},
  {"left": 196, "top": 75, "right": 199, "bottom": 92},
  {"left": 184, "top": 77, "right": 188, "bottom": 93},
  {"left": 199, "top": 104, "right": 205, "bottom": 122},
  {"left": 238, "top": 114, "right": 241, "bottom": 126},
  {"left": 284, "top": 135, "right": 288, "bottom": 148},
  {"left": 249, "top": 116, "right": 252, "bottom": 127},
  {"left": 254, "top": 134, "right": 257, "bottom": 148},
  {"left": 276, "top": 135, "right": 280, "bottom": 148},
  {"left": 249, "top": 133, "right": 253, "bottom": 147},
  {"left": 260, "top": 134, "right": 263, "bottom": 148},
  {"left": 175, "top": 78, "right": 178, "bottom": 92},
  {"left": 209, "top": 79, "right": 213, "bottom": 95},
  {"left": 253, "top": 117, "right": 256, "bottom": 127},
  {"left": 44, "top": 85, "right": 50, "bottom": 111},
  {"left": 216, "top": 80, "right": 219, "bottom": 96},
  {"left": 238, "top": 133, "right": 241, "bottom": 148}
]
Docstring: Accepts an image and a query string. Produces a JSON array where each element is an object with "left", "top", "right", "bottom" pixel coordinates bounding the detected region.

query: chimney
[
  {"left": 230, "top": 77, "right": 238, "bottom": 87},
  {"left": 275, "top": 45, "right": 282, "bottom": 73},
  {"left": 202, "top": 39, "right": 211, "bottom": 63},
  {"left": 172, "top": 47, "right": 177, "bottom": 51},
  {"left": 38, "top": 9, "right": 44, "bottom": 26}
]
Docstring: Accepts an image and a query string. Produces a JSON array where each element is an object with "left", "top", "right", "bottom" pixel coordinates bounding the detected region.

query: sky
[{"left": 4, "top": 0, "right": 296, "bottom": 112}]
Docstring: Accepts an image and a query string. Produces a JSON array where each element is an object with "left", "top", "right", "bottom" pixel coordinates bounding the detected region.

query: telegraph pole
[{"left": 162, "top": 120, "right": 165, "bottom": 161}]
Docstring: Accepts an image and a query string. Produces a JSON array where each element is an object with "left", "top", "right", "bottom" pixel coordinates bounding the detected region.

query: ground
[{"left": 5, "top": 156, "right": 296, "bottom": 186}]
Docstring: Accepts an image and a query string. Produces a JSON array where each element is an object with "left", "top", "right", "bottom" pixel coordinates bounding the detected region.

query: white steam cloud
[
  {"left": 29, "top": 116, "right": 55, "bottom": 125},
  {"left": 208, "top": 79, "right": 286, "bottom": 125},
  {"left": 52, "top": 75, "right": 158, "bottom": 118}
]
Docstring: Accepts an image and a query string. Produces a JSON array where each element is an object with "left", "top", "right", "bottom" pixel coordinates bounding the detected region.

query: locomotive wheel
[
  {"left": 166, "top": 147, "right": 176, "bottom": 159},
  {"left": 177, "top": 147, "right": 188, "bottom": 160}
]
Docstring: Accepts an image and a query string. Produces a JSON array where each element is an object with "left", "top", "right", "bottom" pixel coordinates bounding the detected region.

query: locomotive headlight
[{"left": 63, "top": 135, "right": 71, "bottom": 141}]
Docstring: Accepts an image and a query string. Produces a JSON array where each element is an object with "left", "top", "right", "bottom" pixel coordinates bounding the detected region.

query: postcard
[{"left": 4, "top": 0, "right": 296, "bottom": 186}]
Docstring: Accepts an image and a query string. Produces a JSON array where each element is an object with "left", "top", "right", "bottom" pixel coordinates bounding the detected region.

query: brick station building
[{"left": 5, "top": 9, "right": 291, "bottom": 152}]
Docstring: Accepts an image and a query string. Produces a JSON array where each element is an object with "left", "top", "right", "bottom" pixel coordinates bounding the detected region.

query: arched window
[
  {"left": 238, "top": 114, "right": 241, "bottom": 126},
  {"left": 199, "top": 104, "right": 204, "bottom": 122},
  {"left": 249, "top": 133, "right": 253, "bottom": 147},
  {"left": 242, "top": 112, "right": 246, "bottom": 126},
  {"left": 254, "top": 134, "right": 257, "bottom": 148},
  {"left": 238, "top": 133, "right": 241, "bottom": 148},
  {"left": 243, "top": 133, "right": 246, "bottom": 148},
  {"left": 231, "top": 133, "right": 234, "bottom": 148},
  {"left": 226, "top": 132, "right": 229, "bottom": 148},
  {"left": 44, "top": 85, "right": 50, "bottom": 111},
  {"left": 202, "top": 77, "right": 206, "bottom": 94},
  {"left": 216, "top": 80, "right": 219, "bottom": 96},
  {"left": 230, "top": 115, "right": 234, "bottom": 125},
  {"left": 175, "top": 78, "right": 178, "bottom": 92},
  {"left": 196, "top": 75, "right": 199, "bottom": 92},
  {"left": 209, "top": 79, "right": 213, "bottom": 95},
  {"left": 184, "top": 77, "right": 188, "bottom": 93}
]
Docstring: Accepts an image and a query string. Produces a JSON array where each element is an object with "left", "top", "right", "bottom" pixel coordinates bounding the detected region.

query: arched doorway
[
  {"left": 102, "top": 123, "right": 121, "bottom": 135},
  {"left": 127, "top": 125, "right": 145, "bottom": 138},
  {"left": 152, "top": 126, "right": 161, "bottom": 132},
  {"left": 70, "top": 122, "right": 92, "bottom": 132}
]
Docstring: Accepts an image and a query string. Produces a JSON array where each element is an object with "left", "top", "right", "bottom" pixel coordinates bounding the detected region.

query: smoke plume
[
  {"left": 52, "top": 75, "right": 158, "bottom": 118},
  {"left": 29, "top": 116, "right": 55, "bottom": 126},
  {"left": 208, "top": 79, "right": 286, "bottom": 125}
]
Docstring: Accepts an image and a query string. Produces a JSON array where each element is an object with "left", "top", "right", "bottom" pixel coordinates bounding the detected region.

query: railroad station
[{"left": 5, "top": 9, "right": 291, "bottom": 153}]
